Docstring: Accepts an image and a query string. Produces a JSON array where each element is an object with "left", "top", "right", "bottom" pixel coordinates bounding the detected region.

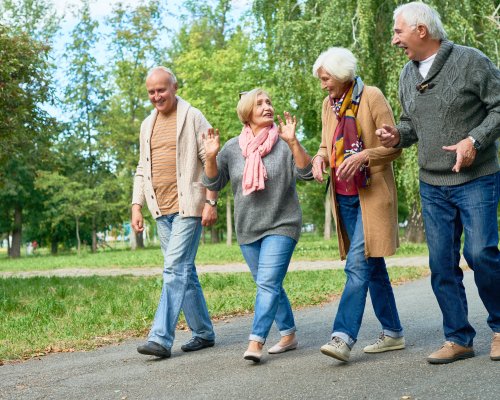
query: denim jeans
[
  {"left": 148, "top": 213, "right": 214, "bottom": 349},
  {"left": 332, "top": 194, "right": 403, "bottom": 348},
  {"left": 240, "top": 235, "right": 297, "bottom": 344},
  {"left": 420, "top": 172, "right": 500, "bottom": 347}
]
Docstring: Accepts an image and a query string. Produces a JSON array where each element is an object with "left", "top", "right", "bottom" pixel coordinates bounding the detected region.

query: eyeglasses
[{"left": 239, "top": 91, "right": 248, "bottom": 99}]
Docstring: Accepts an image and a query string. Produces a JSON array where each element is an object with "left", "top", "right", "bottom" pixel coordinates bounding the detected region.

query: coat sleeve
[
  {"left": 364, "top": 87, "right": 402, "bottom": 167},
  {"left": 313, "top": 97, "right": 331, "bottom": 167}
]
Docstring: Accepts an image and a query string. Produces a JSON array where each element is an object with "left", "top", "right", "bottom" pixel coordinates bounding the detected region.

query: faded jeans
[{"left": 148, "top": 213, "right": 214, "bottom": 349}]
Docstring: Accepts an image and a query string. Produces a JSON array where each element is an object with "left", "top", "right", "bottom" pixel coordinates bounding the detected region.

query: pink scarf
[{"left": 238, "top": 123, "right": 279, "bottom": 195}]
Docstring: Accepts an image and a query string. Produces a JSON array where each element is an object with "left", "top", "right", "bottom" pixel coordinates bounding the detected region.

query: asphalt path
[{"left": 1, "top": 271, "right": 498, "bottom": 400}]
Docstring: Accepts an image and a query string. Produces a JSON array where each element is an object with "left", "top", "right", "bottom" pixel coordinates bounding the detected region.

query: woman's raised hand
[
  {"left": 277, "top": 112, "right": 298, "bottom": 144},
  {"left": 203, "top": 128, "right": 220, "bottom": 159}
]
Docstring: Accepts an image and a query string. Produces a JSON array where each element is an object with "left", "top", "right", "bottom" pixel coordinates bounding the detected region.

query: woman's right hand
[
  {"left": 203, "top": 128, "right": 220, "bottom": 159},
  {"left": 312, "top": 156, "right": 327, "bottom": 183}
]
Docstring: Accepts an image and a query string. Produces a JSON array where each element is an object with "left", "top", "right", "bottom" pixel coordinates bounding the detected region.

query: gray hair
[
  {"left": 146, "top": 66, "right": 177, "bottom": 84},
  {"left": 312, "top": 47, "right": 357, "bottom": 82},
  {"left": 394, "top": 2, "right": 447, "bottom": 41}
]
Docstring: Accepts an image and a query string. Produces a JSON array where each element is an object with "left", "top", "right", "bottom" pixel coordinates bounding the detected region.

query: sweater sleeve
[
  {"left": 202, "top": 144, "right": 230, "bottom": 191},
  {"left": 466, "top": 51, "right": 500, "bottom": 150},
  {"left": 131, "top": 119, "right": 147, "bottom": 206},
  {"left": 364, "top": 87, "right": 402, "bottom": 167},
  {"left": 395, "top": 66, "right": 419, "bottom": 149}
]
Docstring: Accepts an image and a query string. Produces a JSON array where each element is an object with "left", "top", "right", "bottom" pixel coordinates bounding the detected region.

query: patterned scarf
[
  {"left": 239, "top": 123, "right": 279, "bottom": 196},
  {"left": 330, "top": 76, "right": 370, "bottom": 188}
]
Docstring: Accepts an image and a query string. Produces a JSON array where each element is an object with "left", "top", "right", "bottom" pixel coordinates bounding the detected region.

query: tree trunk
[
  {"left": 210, "top": 226, "right": 219, "bottom": 243},
  {"left": 405, "top": 202, "right": 425, "bottom": 243},
  {"left": 76, "top": 216, "right": 81, "bottom": 255},
  {"left": 51, "top": 238, "right": 58, "bottom": 255},
  {"left": 324, "top": 192, "right": 332, "bottom": 240},
  {"left": 10, "top": 205, "right": 22, "bottom": 258},
  {"left": 226, "top": 192, "right": 232, "bottom": 246},
  {"left": 136, "top": 231, "right": 144, "bottom": 248},
  {"left": 91, "top": 216, "right": 97, "bottom": 253}
]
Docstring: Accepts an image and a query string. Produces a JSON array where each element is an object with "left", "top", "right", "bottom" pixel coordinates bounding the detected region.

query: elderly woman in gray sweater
[{"left": 202, "top": 88, "right": 312, "bottom": 363}]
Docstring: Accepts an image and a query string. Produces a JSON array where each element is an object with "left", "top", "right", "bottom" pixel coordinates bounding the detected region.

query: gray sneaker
[
  {"left": 363, "top": 333, "right": 405, "bottom": 353},
  {"left": 320, "top": 337, "right": 351, "bottom": 362}
]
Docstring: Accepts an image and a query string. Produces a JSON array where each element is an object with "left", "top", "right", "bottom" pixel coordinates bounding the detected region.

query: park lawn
[
  {"left": 0, "top": 267, "right": 428, "bottom": 362},
  {"left": 0, "top": 235, "right": 428, "bottom": 273}
]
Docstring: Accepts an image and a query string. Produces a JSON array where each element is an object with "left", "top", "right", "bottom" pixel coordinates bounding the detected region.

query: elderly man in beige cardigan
[{"left": 132, "top": 66, "right": 218, "bottom": 359}]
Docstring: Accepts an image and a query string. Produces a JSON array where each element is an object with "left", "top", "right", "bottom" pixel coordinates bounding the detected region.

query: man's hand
[
  {"left": 201, "top": 203, "right": 217, "bottom": 226},
  {"left": 131, "top": 204, "right": 144, "bottom": 233},
  {"left": 375, "top": 124, "right": 401, "bottom": 148},
  {"left": 442, "top": 138, "right": 477, "bottom": 173},
  {"left": 337, "top": 150, "right": 369, "bottom": 181},
  {"left": 312, "top": 156, "right": 327, "bottom": 183}
]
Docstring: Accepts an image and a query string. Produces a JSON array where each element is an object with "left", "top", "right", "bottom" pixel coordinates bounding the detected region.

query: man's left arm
[{"left": 443, "top": 53, "right": 500, "bottom": 172}]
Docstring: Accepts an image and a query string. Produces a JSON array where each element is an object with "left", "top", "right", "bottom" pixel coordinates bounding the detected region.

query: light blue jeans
[
  {"left": 148, "top": 213, "right": 214, "bottom": 349},
  {"left": 420, "top": 172, "right": 500, "bottom": 347},
  {"left": 240, "top": 235, "right": 297, "bottom": 344},
  {"left": 332, "top": 194, "right": 403, "bottom": 348}
]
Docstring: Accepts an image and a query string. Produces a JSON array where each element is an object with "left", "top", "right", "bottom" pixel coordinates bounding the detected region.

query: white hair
[
  {"left": 146, "top": 66, "right": 177, "bottom": 84},
  {"left": 394, "top": 2, "right": 447, "bottom": 41},
  {"left": 312, "top": 47, "right": 357, "bottom": 82}
]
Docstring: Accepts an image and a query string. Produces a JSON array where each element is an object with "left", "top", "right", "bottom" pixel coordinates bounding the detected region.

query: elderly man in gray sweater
[{"left": 377, "top": 2, "right": 500, "bottom": 364}]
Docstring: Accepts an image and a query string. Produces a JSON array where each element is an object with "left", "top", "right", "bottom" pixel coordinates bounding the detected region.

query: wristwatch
[
  {"left": 468, "top": 136, "right": 480, "bottom": 150},
  {"left": 205, "top": 199, "right": 217, "bottom": 207}
]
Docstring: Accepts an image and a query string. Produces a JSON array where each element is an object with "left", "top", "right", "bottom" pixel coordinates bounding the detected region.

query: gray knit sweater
[
  {"left": 202, "top": 137, "right": 313, "bottom": 245},
  {"left": 396, "top": 40, "right": 500, "bottom": 186}
]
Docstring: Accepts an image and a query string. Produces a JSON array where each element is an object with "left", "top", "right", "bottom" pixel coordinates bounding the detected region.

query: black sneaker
[
  {"left": 137, "top": 341, "right": 171, "bottom": 358},
  {"left": 181, "top": 337, "right": 215, "bottom": 352}
]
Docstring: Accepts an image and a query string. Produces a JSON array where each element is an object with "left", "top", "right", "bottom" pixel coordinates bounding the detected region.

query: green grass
[
  {"left": 0, "top": 267, "right": 428, "bottom": 362},
  {"left": 0, "top": 234, "right": 428, "bottom": 273}
]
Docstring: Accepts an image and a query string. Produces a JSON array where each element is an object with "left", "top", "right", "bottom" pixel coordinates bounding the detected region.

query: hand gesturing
[
  {"left": 203, "top": 128, "right": 220, "bottom": 160},
  {"left": 277, "top": 112, "right": 298, "bottom": 144}
]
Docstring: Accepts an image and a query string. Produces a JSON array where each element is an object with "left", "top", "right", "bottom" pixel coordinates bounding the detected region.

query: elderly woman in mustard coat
[{"left": 312, "top": 47, "right": 404, "bottom": 363}]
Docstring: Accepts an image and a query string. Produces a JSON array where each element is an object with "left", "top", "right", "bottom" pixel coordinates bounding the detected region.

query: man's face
[
  {"left": 392, "top": 15, "right": 423, "bottom": 61},
  {"left": 146, "top": 71, "right": 178, "bottom": 115}
]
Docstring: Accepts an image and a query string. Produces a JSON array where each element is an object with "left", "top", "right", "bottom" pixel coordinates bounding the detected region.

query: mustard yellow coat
[{"left": 314, "top": 86, "right": 401, "bottom": 260}]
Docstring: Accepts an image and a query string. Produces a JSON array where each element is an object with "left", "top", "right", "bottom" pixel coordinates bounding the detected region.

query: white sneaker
[
  {"left": 363, "top": 333, "right": 405, "bottom": 353},
  {"left": 320, "top": 337, "right": 351, "bottom": 362}
]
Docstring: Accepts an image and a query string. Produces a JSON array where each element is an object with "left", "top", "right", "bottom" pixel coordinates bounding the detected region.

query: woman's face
[
  {"left": 317, "top": 67, "right": 350, "bottom": 99},
  {"left": 249, "top": 93, "right": 274, "bottom": 129}
]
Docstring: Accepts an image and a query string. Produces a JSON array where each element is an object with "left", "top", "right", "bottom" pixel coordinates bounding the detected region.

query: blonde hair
[{"left": 236, "top": 88, "right": 271, "bottom": 124}]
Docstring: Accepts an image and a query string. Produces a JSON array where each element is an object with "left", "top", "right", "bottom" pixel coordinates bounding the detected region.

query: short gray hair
[
  {"left": 146, "top": 66, "right": 177, "bottom": 84},
  {"left": 394, "top": 2, "right": 447, "bottom": 41},
  {"left": 312, "top": 47, "right": 357, "bottom": 83}
]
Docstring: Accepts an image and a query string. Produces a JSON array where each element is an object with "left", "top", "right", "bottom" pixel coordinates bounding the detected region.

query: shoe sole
[
  {"left": 427, "top": 351, "right": 475, "bottom": 364},
  {"left": 137, "top": 349, "right": 171, "bottom": 358},
  {"left": 320, "top": 347, "right": 349, "bottom": 362},
  {"left": 243, "top": 354, "right": 261, "bottom": 363},
  {"left": 363, "top": 344, "right": 406, "bottom": 353},
  {"left": 490, "top": 355, "right": 500, "bottom": 361}
]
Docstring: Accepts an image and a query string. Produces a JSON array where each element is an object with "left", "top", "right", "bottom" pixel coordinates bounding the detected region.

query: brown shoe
[
  {"left": 427, "top": 341, "right": 474, "bottom": 364},
  {"left": 491, "top": 333, "right": 500, "bottom": 361}
]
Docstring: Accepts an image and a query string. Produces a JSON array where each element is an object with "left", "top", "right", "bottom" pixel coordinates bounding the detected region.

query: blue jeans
[
  {"left": 148, "top": 213, "right": 214, "bottom": 349},
  {"left": 420, "top": 172, "right": 500, "bottom": 347},
  {"left": 332, "top": 194, "right": 403, "bottom": 348},
  {"left": 240, "top": 235, "right": 297, "bottom": 344}
]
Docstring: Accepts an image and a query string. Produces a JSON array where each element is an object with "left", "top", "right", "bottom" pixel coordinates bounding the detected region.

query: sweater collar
[{"left": 411, "top": 40, "right": 454, "bottom": 83}]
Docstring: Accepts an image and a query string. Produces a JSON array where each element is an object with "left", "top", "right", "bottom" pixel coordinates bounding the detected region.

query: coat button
[
  {"left": 146, "top": 157, "right": 149, "bottom": 161},
  {"left": 151, "top": 195, "right": 154, "bottom": 199},
  {"left": 156, "top": 211, "right": 160, "bottom": 215}
]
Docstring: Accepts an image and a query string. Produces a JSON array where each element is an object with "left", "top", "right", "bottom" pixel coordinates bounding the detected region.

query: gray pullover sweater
[
  {"left": 202, "top": 137, "right": 313, "bottom": 245},
  {"left": 396, "top": 40, "right": 500, "bottom": 186}
]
